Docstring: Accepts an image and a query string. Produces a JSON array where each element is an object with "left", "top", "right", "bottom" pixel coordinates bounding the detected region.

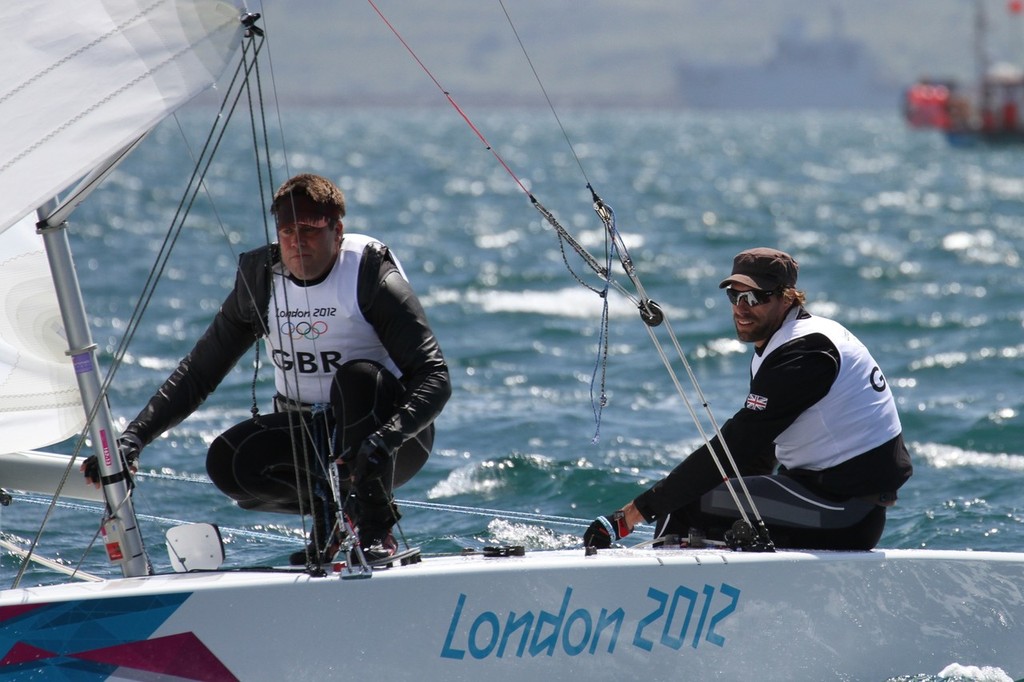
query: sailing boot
[
  {"left": 347, "top": 480, "right": 401, "bottom": 565},
  {"left": 354, "top": 523, "right": 398, "bottom": 564}
]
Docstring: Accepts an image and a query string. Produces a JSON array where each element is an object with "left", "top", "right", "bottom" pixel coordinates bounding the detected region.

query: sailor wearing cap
[{"left": 585, "top": 247, "right": 912, "bottom": 551}]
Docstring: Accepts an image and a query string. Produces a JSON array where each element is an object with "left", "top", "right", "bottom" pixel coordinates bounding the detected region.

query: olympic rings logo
[{"left": 280, "top": 320, "right": 328, "bottom": 340}]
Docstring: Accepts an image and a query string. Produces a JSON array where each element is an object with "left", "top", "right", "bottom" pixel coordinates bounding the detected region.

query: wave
[
  {"left": 914, "top": 442, "right": 1024, "bottom": 470},
  {"left": 424, "top": 286, "right": 678, "bottom": 319}
]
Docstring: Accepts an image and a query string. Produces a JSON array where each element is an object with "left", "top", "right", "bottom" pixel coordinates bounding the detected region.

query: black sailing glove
[
  {"left": 583, "top": 510, "right": 631, "bottom": 549},
  {"left": 81, "top": 433, "right": 143, "bottom": 487},
  {"left": 352, "top": 433, "right": 392, "bottom": 484}
]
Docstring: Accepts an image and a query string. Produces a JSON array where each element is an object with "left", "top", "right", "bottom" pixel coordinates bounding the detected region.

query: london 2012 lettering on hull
[{"left": 440, "top": 583, "right": 740, "bottom": 661}]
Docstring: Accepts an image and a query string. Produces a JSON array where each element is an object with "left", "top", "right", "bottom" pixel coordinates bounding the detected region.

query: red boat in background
[{"left": 904, "top": 0, "right": 1024, "bottom": 144}]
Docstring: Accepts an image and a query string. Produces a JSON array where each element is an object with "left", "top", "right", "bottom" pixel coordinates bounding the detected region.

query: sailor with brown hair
[{"left": 83, "top": 173, "right": 451, "bottom": 566}]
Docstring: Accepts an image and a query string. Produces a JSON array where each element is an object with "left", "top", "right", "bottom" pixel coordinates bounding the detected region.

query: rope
[
  {"left": 364, "top": 0, "right": 775, "bottom": 548},
  {"left": 8, "top": 486, "right": 657, "bottom": 556},
  {"left": 11, "top": 493, "right": 304, "bottom": 546},
  {"left": 135, "top": 471, "right": 653, "bottom": 537},
  {"left": 11, "top": 25, "right": 273, "bottom": 586},
  {"left": 490, "top": 5, "right": 774, "bottom": 546}
]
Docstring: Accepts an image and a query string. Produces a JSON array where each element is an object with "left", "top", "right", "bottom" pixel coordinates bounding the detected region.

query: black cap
[{"left": 719, "top": 247, "right": 798, "bottom": 290}]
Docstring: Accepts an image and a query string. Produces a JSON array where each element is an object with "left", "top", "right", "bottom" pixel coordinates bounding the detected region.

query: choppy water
[{"left": 2, "top": 107, "right": 1023, "bottom": 680}]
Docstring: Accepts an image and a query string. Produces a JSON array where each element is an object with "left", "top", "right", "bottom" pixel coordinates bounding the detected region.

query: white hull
[{"left": 2, "top": 547, "right": 1023, "bottom": 680}]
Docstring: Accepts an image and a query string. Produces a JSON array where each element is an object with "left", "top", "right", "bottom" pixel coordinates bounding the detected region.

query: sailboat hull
[{"left": 1, "top": 547, "right": 1022, "bottom": 680}]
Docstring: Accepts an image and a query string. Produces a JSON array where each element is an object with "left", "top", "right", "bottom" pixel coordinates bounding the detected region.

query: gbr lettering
[{"left": 271, "top": 349, "right": 342, "bottom": 373}]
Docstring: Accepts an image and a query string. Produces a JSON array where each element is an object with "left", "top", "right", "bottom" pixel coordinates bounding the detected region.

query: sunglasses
[{"left": 725, "top": 287, "right": 778, "bottom": 307}]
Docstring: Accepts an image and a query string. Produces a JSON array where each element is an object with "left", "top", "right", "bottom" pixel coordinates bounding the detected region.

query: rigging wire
[
  {"left": 12, "top": 27, "right": 282, "bottom": 584},
  {"left": 366, "top": 0, "right": 774, "bottom": 548},
  {"left": 366, "top": 0, "right": 620, "bottom": 438},
  {"left": 12, "top": 493, "right": 305, "bottom": 546},
  {"left": 494, "top": 2, "right": 769, "bottom": 544},
  {"left": 235, "top": 10, "right": 405, "bottom": 563},
  {"left": 143, "top": 472, "right": 611, "bottom": 532},
  {"left": 10, "top": 483, "right": 654, "bottom": 559},
  {"left": 234, "top": 19, "right": 336, "bottom": 565},
  {"left": 495, "top": 0, "right": 590, "bottom": 183},
  {"left": 13, "top": 5, "right": 779, "bottom": 577}
]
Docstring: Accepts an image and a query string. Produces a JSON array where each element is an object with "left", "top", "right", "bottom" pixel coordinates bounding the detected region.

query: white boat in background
[{"left": 2, "top": 2, "right": 1024, "bottom": 681}]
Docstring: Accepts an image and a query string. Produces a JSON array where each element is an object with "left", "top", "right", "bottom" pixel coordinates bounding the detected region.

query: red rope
[{"left": 364, "top": 0, "right": 533, "bottom": 198}]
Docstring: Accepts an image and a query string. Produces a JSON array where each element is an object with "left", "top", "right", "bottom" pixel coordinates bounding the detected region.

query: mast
[
  {"left": 36, "top": 199, "right": 150, "bottom": 578},
  {"left": 975, "top": 0, "right": 993, "bottom": 122}
]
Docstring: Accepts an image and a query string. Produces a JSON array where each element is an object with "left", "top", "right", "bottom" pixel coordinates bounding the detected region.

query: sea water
[{"left": 2, "top": 107, "right": 1023, "bottom": 681}]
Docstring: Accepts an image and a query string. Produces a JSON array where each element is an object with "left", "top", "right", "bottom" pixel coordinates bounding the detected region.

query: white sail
[
  {"left": 0, "top": 0, "right": 243, "bottom": 456},
  {"left": 0, "top": 0, "right": 245, "bottom": 235},
  {"left": 0, "top": 215, "right": 83, "bottom": 450}
]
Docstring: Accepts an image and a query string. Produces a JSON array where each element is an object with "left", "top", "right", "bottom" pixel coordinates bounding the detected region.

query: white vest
[
  {"left": 752, "top": 309, "right": 902, "bottom": 471},
  {"left": 265, "top": 234, "right": 403, "bottom": 404}
]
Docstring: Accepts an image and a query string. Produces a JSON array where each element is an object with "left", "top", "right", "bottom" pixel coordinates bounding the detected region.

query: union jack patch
[{"left": 745, "top": 393, "right": 768, "bottom": 411}]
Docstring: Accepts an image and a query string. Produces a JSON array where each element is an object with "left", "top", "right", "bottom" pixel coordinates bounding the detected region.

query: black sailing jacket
[
  {"left": 124, "top": 241, "right": 450, "bottom": 454},
  {"left": 634, "top": 306, "right": 911, "bottom": 521}
]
